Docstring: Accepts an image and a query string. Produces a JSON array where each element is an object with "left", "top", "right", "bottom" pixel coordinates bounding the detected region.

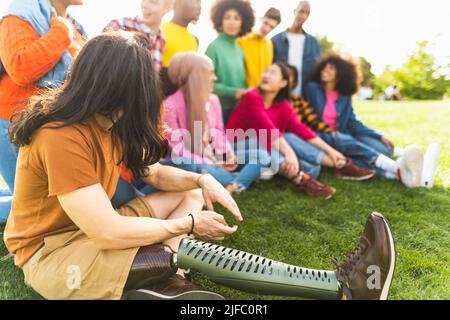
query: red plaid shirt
[{"left": 103, "top": 17, "right": 165, "bottom": 72}]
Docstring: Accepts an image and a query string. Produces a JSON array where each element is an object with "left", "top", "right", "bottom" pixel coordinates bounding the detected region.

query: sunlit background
[
  {"left": 59, "top": 0, "right": 450, "bottom": 75},
  {"left": 0, "top": 0, "right": 449, "bottom": 74}
]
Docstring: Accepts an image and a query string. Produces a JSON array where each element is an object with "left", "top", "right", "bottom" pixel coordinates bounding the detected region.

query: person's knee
[{"left": 283, "top": 133, "right": 297, "bottom": 143}]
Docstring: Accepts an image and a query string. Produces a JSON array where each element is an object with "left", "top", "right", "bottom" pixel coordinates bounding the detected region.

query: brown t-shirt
[{"left": 4, "top": 117, "right": 122, "bottom": 267}]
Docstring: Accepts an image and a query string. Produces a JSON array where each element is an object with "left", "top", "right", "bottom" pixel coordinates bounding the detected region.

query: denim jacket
[
  {"left": 303, "top": 82, "right": 382, "bottom": 139},
  {"left": 271, "top": 30, "right": 321, "bottom": 90}
]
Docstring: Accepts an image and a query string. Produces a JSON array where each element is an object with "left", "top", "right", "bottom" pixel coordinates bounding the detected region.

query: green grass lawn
[{"left": 1, "top": 100, "right": 449, "bottom": 300}]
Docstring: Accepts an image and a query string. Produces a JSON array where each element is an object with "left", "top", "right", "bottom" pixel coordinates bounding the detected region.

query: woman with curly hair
[
  {"left": 303, "top": 54, "right": 435, "bottom": 187},
  {"left": 205, "top": 0, "right": 255, "bottom": 124},
  {"left": 227, "top": 63, "right": 383, "bottom": 199}
]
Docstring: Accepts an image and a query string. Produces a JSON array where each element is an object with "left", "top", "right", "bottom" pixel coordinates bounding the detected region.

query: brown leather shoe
[
  {"left": 335, "top": 159, "right": 376, "bottom": 181},
  {"left": 292, "top": 172, "right": 336, "bottom": 199},
  {"left": 126, "top": 274, "right": 225, "bottom": 300},
  {"left": 333, "top": 212, "right": 396, "bottom": 300},
  {"left": 124, "top": 244, "right": 178, "bottom": 291}
]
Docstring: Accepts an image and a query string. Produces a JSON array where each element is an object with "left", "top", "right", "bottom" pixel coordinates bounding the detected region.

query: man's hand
[
  {"left": 51, "top": 6, "right": 74, "bottom": 44},
  {"left": 198, "top": 174, "right": 243, "bottom": 222}
]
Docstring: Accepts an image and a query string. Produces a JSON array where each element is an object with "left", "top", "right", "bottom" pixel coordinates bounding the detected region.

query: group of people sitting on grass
[{"left": 0, "top": 0, "right": 440, "bottom": 300}]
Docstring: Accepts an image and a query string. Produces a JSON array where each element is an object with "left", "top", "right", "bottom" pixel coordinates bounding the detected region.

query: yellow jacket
[
  {"left": 162, "top": 22, "right": 198, "bottom": 68},
  {"left": 237, "top": 33, "right": 274, "bottom": 88}
]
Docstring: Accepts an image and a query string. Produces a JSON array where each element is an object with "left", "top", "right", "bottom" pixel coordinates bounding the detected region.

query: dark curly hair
[
  {"left": 311, "top": 54, "right": 359, "bottom": 96},
  {"left": 210, "top": 0, "right": 255, "bottom": 37}
]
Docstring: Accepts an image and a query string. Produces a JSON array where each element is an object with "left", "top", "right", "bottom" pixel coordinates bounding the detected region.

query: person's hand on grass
[
  {"left": 198, "top": 174, "right": 243, "bottom": 222},
  {"left": 381, "top": 136, "right": 395, "bottom": 151}
]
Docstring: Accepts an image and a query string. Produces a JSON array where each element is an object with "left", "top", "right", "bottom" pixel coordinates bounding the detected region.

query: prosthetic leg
[
  {"left": 125, "top": 239, "right": 341, "bottom": 299},
  {"left": 174, "top": 239, "right": 341, "bottom": 300},
  {"left": 125, "top": 213, "right": 394, "bottom": 300}
]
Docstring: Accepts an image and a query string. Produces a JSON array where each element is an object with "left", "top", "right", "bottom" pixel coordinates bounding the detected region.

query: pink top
[
  {"left": 226, "top": 89, "right": 317, "bottom": 152},
  {"left": 322, "top": 91, "right": 339, "bottom": 130},
  {"left": 164, "top": 89, "right": 232, "bottom": 164}
]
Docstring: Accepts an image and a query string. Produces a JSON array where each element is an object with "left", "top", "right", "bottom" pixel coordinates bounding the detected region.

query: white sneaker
[
  {"left": 397, "top": 146, "right": 424, "bottom": 188},
  {"left": 421, "top": 143, "right": 440, "bottom": 189},
  {"left": 393, "top": 147, "right": 405, "bottom": 158},
  {"left": 259, "top": 168, "right": 276, "bottom": 181}
]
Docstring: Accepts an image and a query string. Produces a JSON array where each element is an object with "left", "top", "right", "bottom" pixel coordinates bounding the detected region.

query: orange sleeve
[{"left": 0, "top": 16, "right": 72, "bottom": 87}]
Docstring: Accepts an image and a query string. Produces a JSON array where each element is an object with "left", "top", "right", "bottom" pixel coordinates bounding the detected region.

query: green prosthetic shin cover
[{"left": 175, "top": 239, "right": 341, "bottom": 300}]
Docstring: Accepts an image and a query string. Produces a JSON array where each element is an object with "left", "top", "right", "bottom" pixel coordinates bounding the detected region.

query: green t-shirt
[{"left": 206, "top": 33, "right": 247, "bottom": 111}]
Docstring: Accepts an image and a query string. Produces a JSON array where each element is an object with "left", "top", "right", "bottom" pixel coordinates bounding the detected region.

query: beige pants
[{"left": 22, "top": 197, "right": 155, "bottom": 300}]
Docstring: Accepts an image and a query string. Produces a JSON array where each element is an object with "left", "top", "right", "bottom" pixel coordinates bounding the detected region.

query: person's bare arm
[
  {"left": 274, "top": 137, "right": 299, "bottom": 178},
  {"left": 142, "top": 163, "right": 242, "bottom": 221},
  {"left": 308, "top": 137, "right": 346, "bottom": 167},
  {"left": 58, "top": 184, "right": 237, "bottom": 250},
  {"left": 142, "top": 162, "right": 204, "bottom": 192}
]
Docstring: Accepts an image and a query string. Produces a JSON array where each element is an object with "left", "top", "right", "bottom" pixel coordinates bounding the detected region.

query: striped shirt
[
  {"left": 291, "top": 95, "right": 335, "bottom": 134},
  {"left": 103, "top": 17, "right": 165, "bottom": 72}
]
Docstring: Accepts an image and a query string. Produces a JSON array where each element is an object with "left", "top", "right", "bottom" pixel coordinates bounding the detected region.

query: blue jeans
[
  {"left": 163, "top": 159, "right": 237, "bottom": 187},
  {"left": 354, "top": 135, "right": 393, "bottom": 157},
  {"left": 164, "top": 140, "right": 270, "bottom": 191},
  {"left": 319, "top": 132, "right": 387, "bottom": 177},
  {"left": 0, "top": 119, "right": 19, "bottom": 223},
  {"left": 111, "top": 178, "right": 159, "bottom": 209},
  {"left": 111, "top": 142, "right": 271, "bottom": 207},
  {"left": 284, "top": 133, "right": 324, "bottom": 178}
]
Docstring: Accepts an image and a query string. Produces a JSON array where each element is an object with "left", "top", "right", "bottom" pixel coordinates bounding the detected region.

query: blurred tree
[
  {"left": 393, "top": 41, "right": 449, "bottom": 100},
  {"left": 359, "top": 57, "right": 375, "bottom": 87},
  {"left": 317, "top": 35, "right": 335, "bottom": 55},
  {"left": 373, "top": 66, "right": 396, "bottom": 97}
]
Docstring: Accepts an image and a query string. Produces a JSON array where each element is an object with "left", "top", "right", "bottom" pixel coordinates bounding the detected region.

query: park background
[{"left": 1, "top": 0, "right": 449, "bottom": 299}]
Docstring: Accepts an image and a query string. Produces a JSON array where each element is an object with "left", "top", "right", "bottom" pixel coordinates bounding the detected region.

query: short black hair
[
  {"left": 264, "top": 7, "right": 281, "bottom": 25},
  {"left": 311, "top": 54, "right": 359, "bottom": 96},
  {"left": 210, "top": 0, "right": 255, "bottom": 37}
]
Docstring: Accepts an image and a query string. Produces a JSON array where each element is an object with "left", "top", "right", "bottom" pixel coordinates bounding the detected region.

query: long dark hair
[
  {"left": 311, "top": 54, "right": 359, "bottom": 96},
  {"left": 10, "top": 32, "right": 167, "bottom": 179}
]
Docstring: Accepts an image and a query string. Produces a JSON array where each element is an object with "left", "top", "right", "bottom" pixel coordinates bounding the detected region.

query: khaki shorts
[{"left": 22, "top": 197, "right": 155, "bottom": 300}]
